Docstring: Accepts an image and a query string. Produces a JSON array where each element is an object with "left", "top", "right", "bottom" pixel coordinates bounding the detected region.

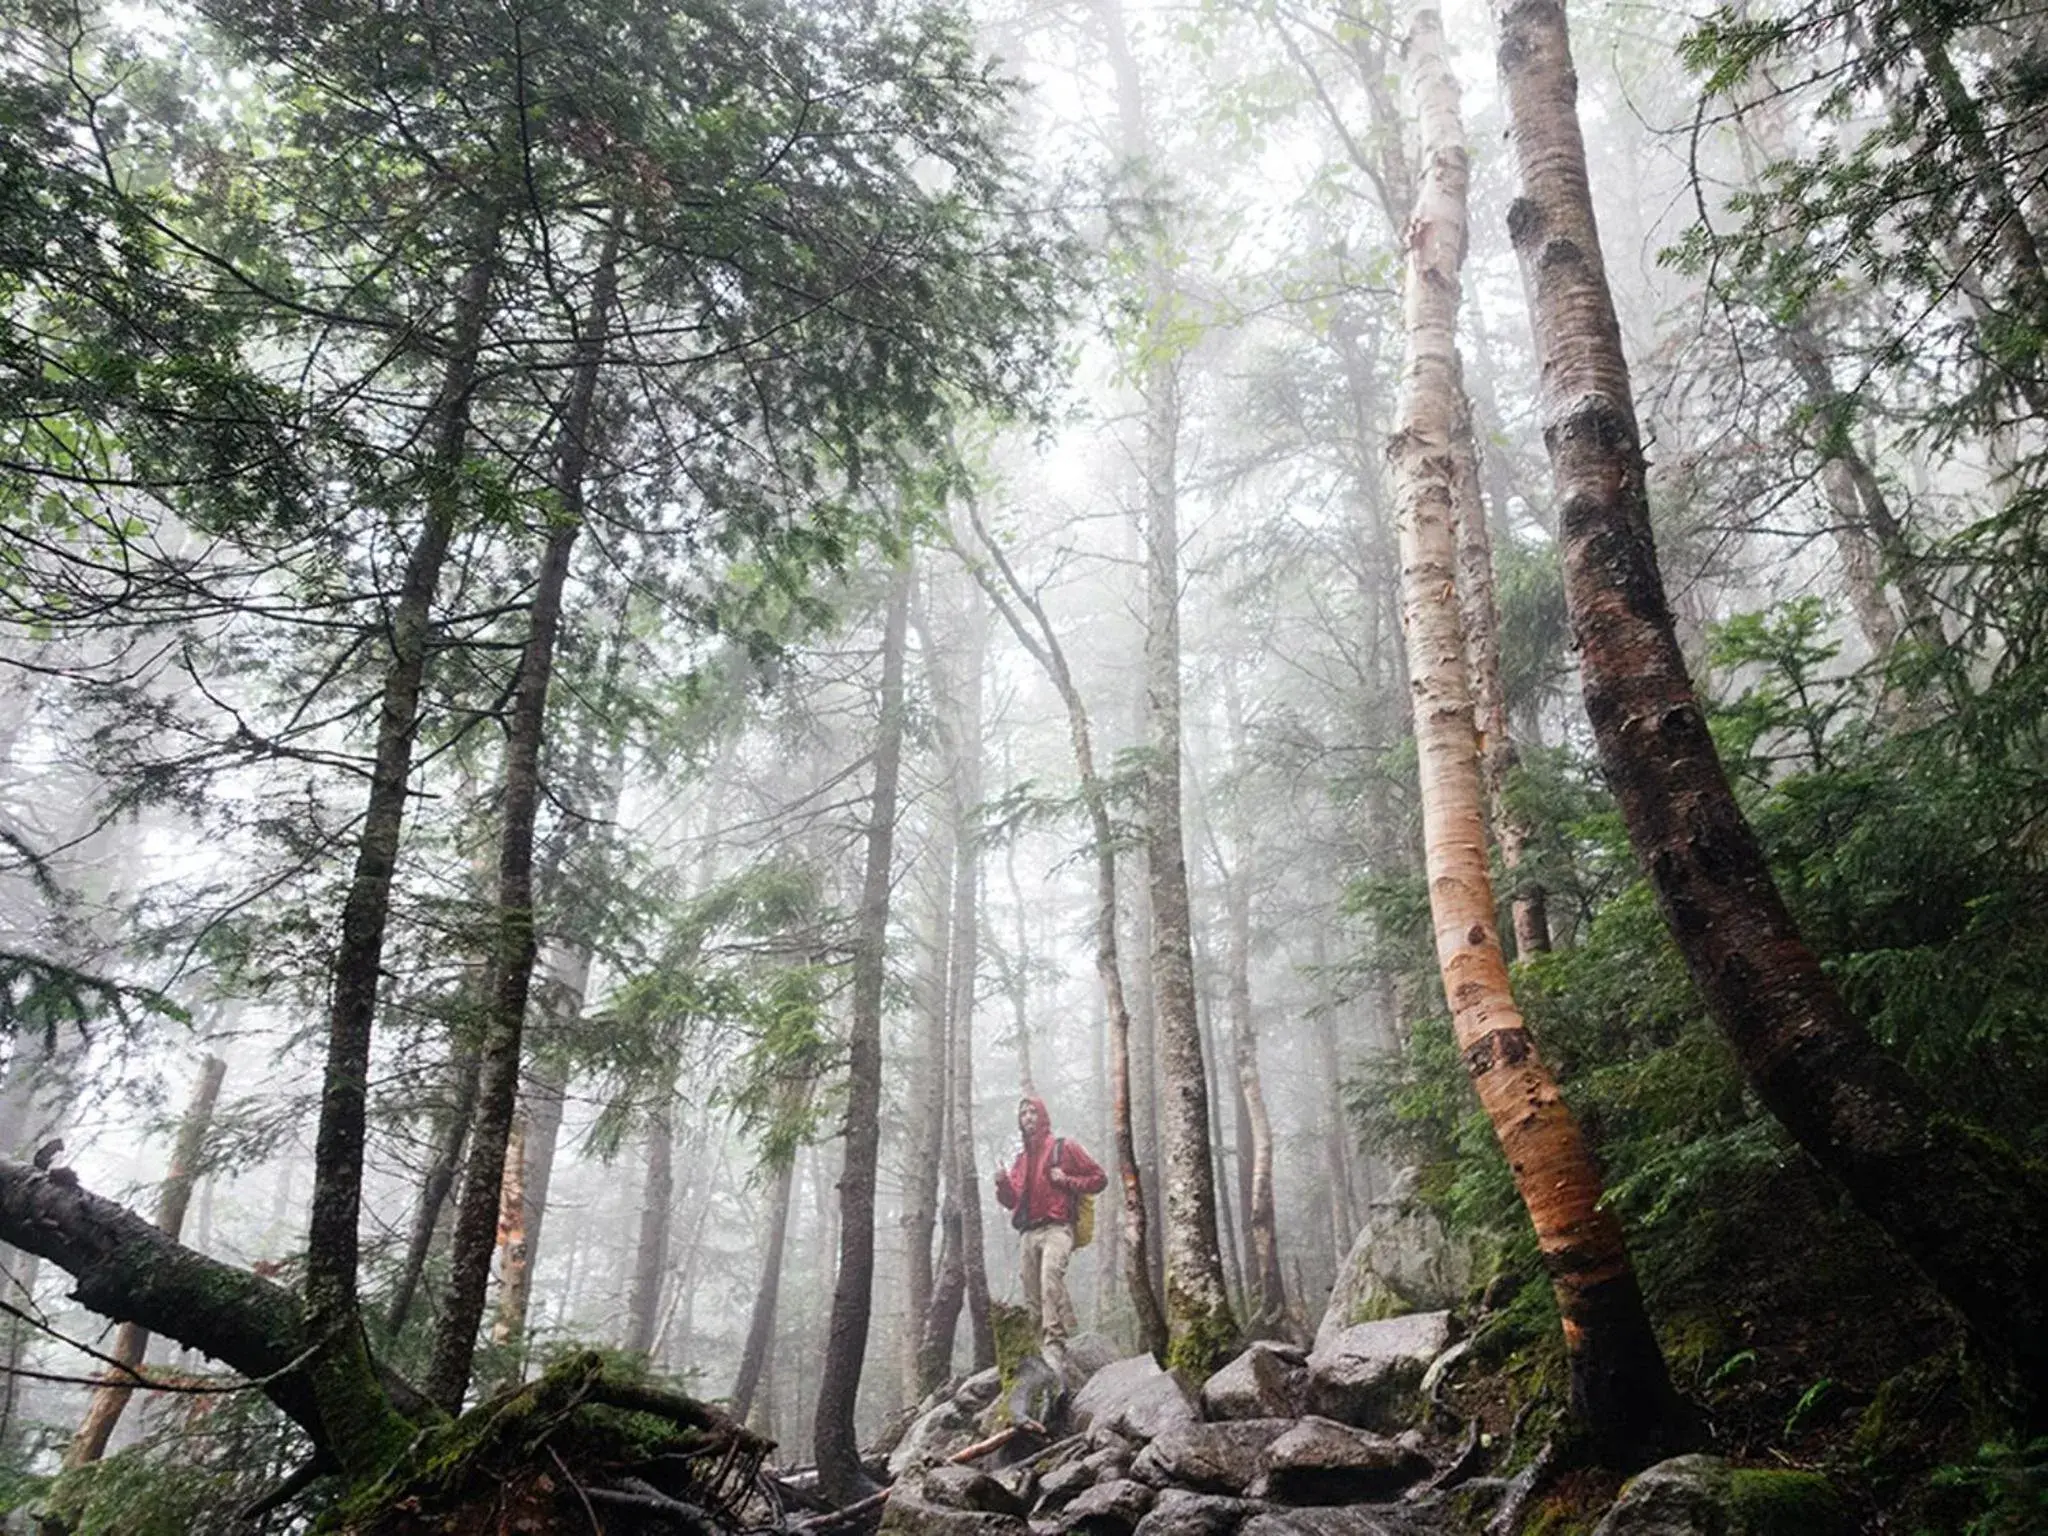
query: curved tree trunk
[
  {"left": 1392, "top": 0, "right": 1682, "bottom": 1465},
  {"left": 732, "top": 1153, "right": 797, "bottom": 1422},
  {"left": 813, "top": 557, "right": 912, "bottom": 1502},
  {"left": 1493, "top": 0, "right": 2048, "bottom": 1406},
  {"left": 427, "top": 222, "right": 619, "bottom": 1413}
]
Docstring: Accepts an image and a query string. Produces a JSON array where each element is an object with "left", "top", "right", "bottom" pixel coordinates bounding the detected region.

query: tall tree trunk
[
  {"left": 1197, "top": 982, "right": 1246, "bottom": 1312},
  {"left": 963, "top": 510, "right": 1170, "bottom": 1359},
  {"left": 304, "top": 237, "right": 499, "bottom": 1474},
  {"left": 624, "top": 1102, "right": 676, "bottom": 1358},
  {"left": 900, "top": 832, "right": 951, "bottom": 1396},
  {"left": 1310, "top": 929, "right": 1360, "bottom": 1269},
  {"left": 1099, "top": 0, "right": 1237, "bottom": 1372},
  {"left": 427, "top": 222, "right": 618, "bottom": 1413},
  {"left": 1394, "top": 1, "right": 1682, "bottom": 1465},
  {"left": 1903, "top": 12, "right": 2048, "bottom": 416},
  {"left": 1218, "top": 668, "right": 1287, "bottom": 1332},
  {"left": 1726, "top": 101, "right": 1945, "bottom": 669},
  {"left": 1494, "top": 0, "right": 2048, "bottom": 1406},
  {"left": 1143, "top": 395, "right": 1238, "bottom": 1369},
  {"left": 814, "top": 557, "right": 912, "bottom": 1501},
  {"left": 386, "top": 1039, "right": 481, "bottom": 1335},
  {"left": 732, "top": 1154, "right": 797, "bottom": 1422},
  {"left": 491, "top": 625, "right": 626, "bottom": 1363},
  {"left": 942, "top": 577, "right": 995, "bottom": 1371},
  {"left": 62, "top": 1055, "right": 226, "bottom": 1469}
]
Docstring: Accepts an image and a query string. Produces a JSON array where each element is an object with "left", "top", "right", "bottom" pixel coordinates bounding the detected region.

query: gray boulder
[
  {"left": 1304, "top": 1313, "right": 1454, "bottom": 1431},
  {"left": 1249, "top": 1417, "right": 1431, "bottom": 1503},
  {"left": 1315, "top": 1169, "right": 1475, "bottom": 1350},
  {"left": 958, "top": 1367, "right": 1006, "bottom": 1414},
  {"left": 1072, "top": 1355, "right": 1202, "bottom": 1443},
  {"left": 892, "top": 1399, "right": 981, "bottom": 1477},
  {"left": 1059, "top": 1478, "right": 1159, "bottom": 1535},
  {"left": 1036, "top": 1444, "right": 1135, "bottom": 1514},
  {"left": 1131, "top": 1491, "right": 1267, "bottom": 1536},
  {"left": 923, "top": 1466, "right": 1032, "bottom": 1518},
  {"left": 1591, "top": 1455, "right": 1850, "bottom": 1536},
  {"left": 1130, "top": 1420, "right": 1295, "bottom": 1496},
  {"left": 1060, "top": 1332, "right": 1125, "bottom": 1385},
  {"left": 1240, "top": 1506, "right": 1441, "bottom": 1536},
  {"left": 882, "top": 1485, "right": 1032, "bottom": 1536},
  {"left": 1200, "top": 1344, "right": 1309, "bottom": 1422}
]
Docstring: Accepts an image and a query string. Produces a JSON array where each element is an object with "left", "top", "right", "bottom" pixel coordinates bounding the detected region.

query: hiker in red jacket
[{"left": 994, "top": 1094, "right": 1107, "bottom": 1347}]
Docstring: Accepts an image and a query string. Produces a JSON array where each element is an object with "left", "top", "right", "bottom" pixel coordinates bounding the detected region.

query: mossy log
[
  {"left": 0, "top": 1158, "right": 771, "bottom": 1532},
  {"left": 327, "top": 1352, "right": 772, "bottom": 1534}
]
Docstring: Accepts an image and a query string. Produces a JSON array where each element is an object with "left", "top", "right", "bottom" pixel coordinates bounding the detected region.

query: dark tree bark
[
  {"left": 917, "top": 1200, "right": 967, "bottom": 1395},
  {"left": 1492, "top": 0, "right": 2048, "bottom": 1405},
  {"left": 306, "top": 242, "right": 495, "bottom": 1335},
  {"left": 386, "top": 1040, "right": 481, "bottom": 1336},
  {"left": 0, "top": 1160, "right": 326, "bottom": 1451},
  {"left": 63, "top": 1055, "right": 227, "bottom": 1469},
  {"left": 813, "top": 558, "right": 912, "bottom": 1501},
  {"left": 426, "top": 223, "right": 618, "bottom": 1413},
  {"left": 303, "top": 238, "right": 501, "bottom": 1472},
  {"left": 731, "top": 1154, "right": 796, "bottom": 1422},
  {"left": 624, "top": 1103, "right": 676, "bottom": 1358}
]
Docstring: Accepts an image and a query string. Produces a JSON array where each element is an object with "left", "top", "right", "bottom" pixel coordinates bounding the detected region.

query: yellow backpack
[{"left": 1057, "top": 1138, "right": 1097, "bottom": 1250}]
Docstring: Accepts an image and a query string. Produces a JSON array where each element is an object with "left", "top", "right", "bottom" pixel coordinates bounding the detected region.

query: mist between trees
[{"left": 2, "top": 0, "right": 2047, "bottom": 1530}]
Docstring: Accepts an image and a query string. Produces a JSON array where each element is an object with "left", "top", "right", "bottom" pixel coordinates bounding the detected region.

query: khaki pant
[{"left": 1020, "top": 1222, "right": 1077, "bottom": 1344}]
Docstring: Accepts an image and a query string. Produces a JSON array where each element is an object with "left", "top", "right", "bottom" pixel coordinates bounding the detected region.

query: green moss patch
[{"left": 1725, "top": 1467, "right": 1849, "bottom": 1535}]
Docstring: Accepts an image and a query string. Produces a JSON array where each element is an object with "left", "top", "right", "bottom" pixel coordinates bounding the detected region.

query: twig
[
  {"left": 0, "top": 1311, "right": 330, "bottom": 1396},
  {"left": 586, "top": 1480, "right": 717, "bottom": 1534},
  {"left": 550, "top": 1444, "right": 603, "bottom": 1535}
]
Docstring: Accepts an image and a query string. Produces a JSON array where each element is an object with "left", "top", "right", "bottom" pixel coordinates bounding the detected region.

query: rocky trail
[{"left": 810, "top": 1311, "right": 1843, "bottom": 1536}]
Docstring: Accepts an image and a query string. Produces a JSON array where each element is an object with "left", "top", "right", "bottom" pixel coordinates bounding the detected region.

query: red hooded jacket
[{"left": 994, "top": 1095, "right": 1107, "bottom": 1231}]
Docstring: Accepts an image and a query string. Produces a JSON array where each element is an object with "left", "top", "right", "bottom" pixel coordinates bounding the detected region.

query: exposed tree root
[{"left": 1485, "top": 1436, "right": 1557, "bottom": 1536}]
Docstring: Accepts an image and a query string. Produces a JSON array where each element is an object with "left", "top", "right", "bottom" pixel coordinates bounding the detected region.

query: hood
[{"left": 1019, "top": 1094, "right": 1051, "bottom": 1148}]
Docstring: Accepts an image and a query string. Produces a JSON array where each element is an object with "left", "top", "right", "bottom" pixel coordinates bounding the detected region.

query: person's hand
[{"left": 1047, "top": 1166, "right": 1070, "bottom": 1189}]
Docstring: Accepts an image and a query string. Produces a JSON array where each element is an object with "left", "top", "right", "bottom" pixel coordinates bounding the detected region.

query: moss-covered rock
[{"left": 1590, "top": 1454, "right": 1849, "bottom": 1536}]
